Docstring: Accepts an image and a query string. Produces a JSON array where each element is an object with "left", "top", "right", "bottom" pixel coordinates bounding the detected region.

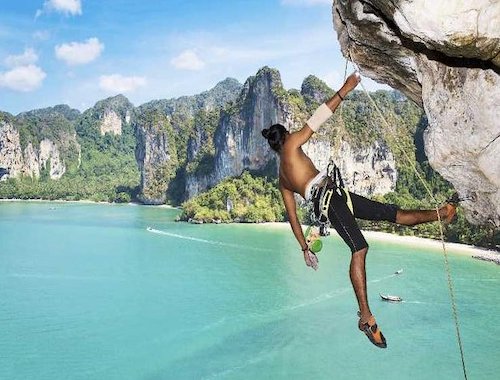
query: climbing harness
[{"left": 309, "top": 162, "right": 354, "bottom": 237}]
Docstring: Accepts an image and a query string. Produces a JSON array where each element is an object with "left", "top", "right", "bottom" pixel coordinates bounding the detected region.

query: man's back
[{"left": 279, "top": 137, "right": 319, "bottom": 198}]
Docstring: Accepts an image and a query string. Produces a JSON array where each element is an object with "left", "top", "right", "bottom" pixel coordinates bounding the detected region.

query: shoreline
[
  {"left": 0, "top": 198, "right": 178, "bottom": 209},
  {"left": 258, "top": 222, "right": 499, "bottom": 264},
  {"left": 2, "top": 199, "right": 497, "bottom": 263}
]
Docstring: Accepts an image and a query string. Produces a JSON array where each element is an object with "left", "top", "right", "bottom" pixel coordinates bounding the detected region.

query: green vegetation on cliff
[
  {"left": 135, "top": 109, "right": 178, "bottom": 203},
  {"left": 179, "top": 75, "right": 497, "bottom": 249},
  {"left": 180, "top": 171, "right": 285, "bottom": 223},
  {"left": 0, "top": 71, "right": 496, "bottom": 249},
  {"left": 0, "top": 97, "right": 139, "bottom": 202},
  {"left": 185, "top": 109, "right": 220, "bottom": 176}
]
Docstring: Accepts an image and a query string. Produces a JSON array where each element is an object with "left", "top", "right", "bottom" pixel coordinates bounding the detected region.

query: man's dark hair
[{"left": 261, "top": 123, "right": 287, "bottom": 153}]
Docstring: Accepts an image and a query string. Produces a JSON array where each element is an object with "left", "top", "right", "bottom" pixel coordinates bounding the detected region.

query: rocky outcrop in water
[{"left": 332, "top": 0, "right": 500, "bottom": 226}]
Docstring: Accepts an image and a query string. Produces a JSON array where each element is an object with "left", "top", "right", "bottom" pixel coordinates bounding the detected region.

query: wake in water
[
  {"left": 146, "top": 227, "right": 273, "bottom": 252},
  {"left": 369, "top": 272, "right": 399, "bottom": 283}
]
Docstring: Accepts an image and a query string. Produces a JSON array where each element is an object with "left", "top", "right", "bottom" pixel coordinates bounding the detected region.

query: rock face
[
  {"left": 186, "top": 67, "right": 397, "bottom": 198},
  {"left": 134, "top": 78, "right": 242, "bottom": 204},
  {"left": 333, "top": 0, "right": 500, "bottom": 226},
  {"left": 0, "top": 118, "right": 24, "bottom": 179},
  {"left": 184, "top": 111, "right": 218, "bottom": 199},
  {"left": 303, "top": 140, "right": 396, "bottom": 197},
  {"left": 100, "top": 110, "right": 123, "bottom": 136},
  {"left": 39, "top": 139, "right": 66, "bottom": 179},
  {"left": 89, "top": 95, "right": 133, "bottom": 136},
  {"left": 0, "top": 112, "right": 75, "bottom": 180},
  {"left": 185, "top": 68, "right": 286, "bottom": 198},
  {"left": 211, "top": 67, "right": 286, "bottom": 185},
  {"left": 134, "top": 110, "right": 177, "bottom": 205}
]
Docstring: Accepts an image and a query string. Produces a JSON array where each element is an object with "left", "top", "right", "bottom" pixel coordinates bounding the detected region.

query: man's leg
[
  {"left": 326, "top": 192, "right": 371, "bottom": 317},
  {"left": 349, "top": 192, "right": 457, "bottom": 225},
  {"left": 325, "top": 191, "right": 386, "bottom": 347},
  {"left": 395, "top": 204, "right": 456, "bottom": 225},
  {"left": 350, "top": 247, "right": 370, "bottom": 321}
]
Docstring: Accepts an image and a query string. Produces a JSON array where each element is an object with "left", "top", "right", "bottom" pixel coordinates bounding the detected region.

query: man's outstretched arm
[
  {"left": 280, "top": 183, "right": 318, "bottom": 270},
  {"left": 288, "top": 72, "right": 361, "bottom": 148}
]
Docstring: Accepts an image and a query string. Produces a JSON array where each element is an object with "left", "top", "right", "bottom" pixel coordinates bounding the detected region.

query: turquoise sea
[{"left": 0, "top": 202, "right": 498, "bottom": 380}]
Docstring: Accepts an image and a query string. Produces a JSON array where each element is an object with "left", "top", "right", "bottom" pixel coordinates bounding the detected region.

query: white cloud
[
  {"left": 170, "top": 50, "right": 205, "bottom": 71},
  {"left": 4, "top": 48, "right": 39, "bottom": 68},
  {"left": 99, "top": 74, "right": 146, "bottom": 94},
  {"left": 37, "top": 0, "right": 82, "bottom": 17},
  {"left": 33, "top": 30, "right": 51, "bottom": 41},
  {"left": 281, "top": 0, "right": 331, "bottom": 6},
  {"left": 0, "top": 65, "right": 46, "bottom": 92},
  {"left": 55, "top": 38, "right": 104, "bottom": 65},
  {"left": 167, "top": 26, "right": 338, "bottom": 69}
]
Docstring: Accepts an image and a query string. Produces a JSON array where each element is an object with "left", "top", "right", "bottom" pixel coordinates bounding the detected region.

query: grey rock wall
[
  {"left": 333, "top": 0, "right": 500, "bottom": 226},
  {"left": 187, "top": 67, "right": 397, "bottom": 198},
  {"left": 134, "top": 111, "right": 177, "bottom": 205},
  {"left": 0, "top": 120, "right": 66, "bottom": 180}
]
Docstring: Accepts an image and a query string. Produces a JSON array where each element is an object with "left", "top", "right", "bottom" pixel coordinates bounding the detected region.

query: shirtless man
[{"left": 261, "top": 72, "right": 457, "bottom": 348}]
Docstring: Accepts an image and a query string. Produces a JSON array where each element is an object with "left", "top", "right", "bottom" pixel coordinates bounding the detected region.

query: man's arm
[
  {"left": 288, "top": 72, "right": 361, "bottom": 148},
  {"left": 280, "top": 183, "right": 318, "bottom": 270}
]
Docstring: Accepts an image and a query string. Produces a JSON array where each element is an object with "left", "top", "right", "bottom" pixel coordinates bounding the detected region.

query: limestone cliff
[
  {"left": 186, "top": 67, "right": 292, "bottom": 198},
  {"left": 0, "top": 116, "right": 24, "bottom": 179},
  {"left": 0, "top": 107, "right": 80, "bottom": 180},
  {"left": 135, "top": 78, "right": 242, "bottom": 203},
  {"left": 333, "top": 0, "right": 500, "bottom": 226},
  {"left": 134, "top": 110, "right": 177, "bottom": 205},
  {"left": 208, "top": 67, "right": 286, "bottom": 189},
  {"left": 303, "top": 140, "right": 396, "bottom": 197},
  {"left": 186, "top": 67, "right": 398, "bottom": 198},
  {"left": 81, "top": 94, "right": 134, "bottom": 136}
]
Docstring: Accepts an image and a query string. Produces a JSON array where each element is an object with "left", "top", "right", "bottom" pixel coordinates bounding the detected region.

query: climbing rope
[{"left": 341, "top": 60, "right": 468, "bottom": 379}]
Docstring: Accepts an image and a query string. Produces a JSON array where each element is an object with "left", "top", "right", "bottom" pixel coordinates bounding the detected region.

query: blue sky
[{"left": 0, "top": 0, "right": 387, "bottom": 114}]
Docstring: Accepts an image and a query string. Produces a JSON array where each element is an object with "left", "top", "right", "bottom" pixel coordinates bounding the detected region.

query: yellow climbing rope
[{"left": 339, "top": 59, "right": 468, "bottom": 379}]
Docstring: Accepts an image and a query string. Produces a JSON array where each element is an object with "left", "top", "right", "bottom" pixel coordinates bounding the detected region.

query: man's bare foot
[{"left": 439, "top": 203, "right": 457, "bottom": 224}]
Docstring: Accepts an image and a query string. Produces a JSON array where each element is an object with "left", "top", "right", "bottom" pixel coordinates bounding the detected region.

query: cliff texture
[
  {"left": 186, "top": 67, "right": 398, "bottom": 198},
  {"left": 136, "top": 78, "right": 242, "bottom": 203},
  {"left": 0, "top": 108, "right": 79, "bottom": 180},
  {"left": 134, "top": 110, "right": 177, "bottom": 205},
  {"left": 303, "top": 140, "right": 396, "bottom": 197},
  {"left": 332, "top": 0, "right": 500, "bottom": 225},
  {"left": 211, "top": 67, "right": 286, "bottom": 185},
  {"left": 90, "top": 95, "right": 133, "bottom": 136}
]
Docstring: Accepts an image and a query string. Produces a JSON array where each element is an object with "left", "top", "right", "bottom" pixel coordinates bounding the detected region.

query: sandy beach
[
  {"left": 2, "top": 200, "right": 497, "bottom": 263},
  {"left": 258, "top": 221, "right": 500, "bottom": 264}
]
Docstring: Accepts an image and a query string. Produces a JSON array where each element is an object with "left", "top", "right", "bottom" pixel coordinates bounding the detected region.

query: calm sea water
[{"left": 0, "top": 202, "right": 498, "bottom": 380}]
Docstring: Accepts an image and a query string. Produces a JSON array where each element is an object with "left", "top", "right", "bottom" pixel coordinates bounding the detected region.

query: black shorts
[{"left": 313, "top": 187, "right": 399, "bottom": 254}]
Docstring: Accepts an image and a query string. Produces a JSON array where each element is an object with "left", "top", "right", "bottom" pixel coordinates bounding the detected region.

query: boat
[
  {"left": 394, "top": 269, "right": 403, "bottom": 275},
  {"left": 380, "top": 293, "right": 403, "bottom": 302}
]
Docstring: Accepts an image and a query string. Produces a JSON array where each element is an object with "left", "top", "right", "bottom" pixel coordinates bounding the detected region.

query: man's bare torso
[{"left": 279, "top": 138, "right": 319, "bottom": 198}]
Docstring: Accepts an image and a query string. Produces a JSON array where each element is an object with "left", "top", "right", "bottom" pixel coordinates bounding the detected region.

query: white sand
[
  {"left": 2, "top": 200, "right": 497, "bottom": 263},
  {"left": 258, "top": 222, "right": 499, "bottom": 263}
]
